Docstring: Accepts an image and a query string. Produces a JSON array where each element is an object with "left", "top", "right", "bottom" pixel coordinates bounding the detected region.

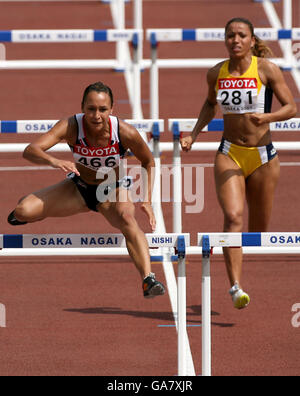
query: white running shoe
[{"left": 229, "top": 283, "right": 250, "bottom": 309}]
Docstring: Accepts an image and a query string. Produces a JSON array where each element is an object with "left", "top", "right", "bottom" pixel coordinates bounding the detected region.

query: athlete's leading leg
[
  {"left": 214, "top": 152, "right": 246, "bottom": 287},
  {"left": 246, "top": 156, "right": 280, "bottom": 232},
  {"left": 8, "top": 179, "right": 89, "bottom": 224},
  {"left": 97, "top": 187, "right": 165, "bottom": 298},
  {"left": 98, "top": 187, "right": 151, "bottom": 278}
]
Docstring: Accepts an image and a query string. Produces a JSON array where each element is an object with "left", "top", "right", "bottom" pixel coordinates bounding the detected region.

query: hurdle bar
[
  {"left": 0, "top": 28, "right": 143, "bottom": 72},
  {"left": 167, "top": 117, "right": 300, "bottom": 152},
  {"left": 0, "top": 28, "right": 142, "bottom": 118},
  {"left": 1, "top": 117, "right": 299, "bottom": 135},
  {"left": 198, "top": 231, "right": 300, "bottom": 377},
  {"left": 0, "top": 118, "right": 164, "bottom": 151},
  {"left": 0, "top": 232, "right": 190, "bottom": 376},
  {"left": 2, "top": 117, "right": 300, "bottom": 152},
  {"left": 0, "top": 29, "right": 142, "bottom": 44},
  {"left": 0, "top": 233, "right": 190, "bottom": 249},
  {"left": 0, "top": 119, "right": 164, "bottom": 135},
  {"left": 147, "top": 27, "right": 299, "bottom": 118}
]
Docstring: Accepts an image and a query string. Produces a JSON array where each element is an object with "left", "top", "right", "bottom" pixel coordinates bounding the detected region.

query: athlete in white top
[
  {"left": 8, "top": 82, "right": 165, "bottom": 299},
  {"left": 70, "top": 113, "right": 126, "bottom": 173}
]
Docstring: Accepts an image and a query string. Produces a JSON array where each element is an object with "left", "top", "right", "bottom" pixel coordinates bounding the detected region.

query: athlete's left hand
[
  {"left": 141, "top": 203, "right": 156, "bottom": 232},
  {"left": 249, "top": 113, "right": 270, "bottom": 126}
]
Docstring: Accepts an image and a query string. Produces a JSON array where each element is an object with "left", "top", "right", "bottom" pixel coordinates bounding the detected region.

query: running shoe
[
  {"left": 143, "top": 273, "right": 165, "bottom": 299},
  {"left": 7, "top": 211, "right": 28, "bottom": 226},
  {"left": 229, "top": 282, "right": 250, "bottom": 309}
]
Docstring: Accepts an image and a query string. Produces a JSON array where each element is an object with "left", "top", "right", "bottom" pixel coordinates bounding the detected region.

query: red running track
[{"left": 0, "top": 0, "right": 300, "bottom": 376}]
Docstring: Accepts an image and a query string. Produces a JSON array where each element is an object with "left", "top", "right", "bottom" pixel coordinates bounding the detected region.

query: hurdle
[
  {"left": 0, "top": 118, "right": 164, "bottom": 155},
  {"left": 0, "top": 28, "right": 143, "bottom": 118},
  {"left": 107, "top": 0, "right": 143, "bottom": 73},
  {"left": 147, "top": 25, "right": 300, "bottom": 118},
  {"left": 3, "top": 117, "right": 300, "bottom": 151},
  {"left": 0, "top": 28, "right": 142, "bottom": 61},
  {"left": 0, "top": 118, "right": 164, "bottom": 138},
  {"left": 197, "top": 231, "right": 300, "bottom": 376},
  {"left": 0, "top": 232, "right": 191, "bottom": 376}
]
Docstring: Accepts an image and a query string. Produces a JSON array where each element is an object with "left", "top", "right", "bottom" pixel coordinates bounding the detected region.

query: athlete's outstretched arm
[
  {"left": 181, "top": 66, "right": 219, "bottom": 152},
  {"left": 23, "top": 118, "right": 80, "bottom": 175}
]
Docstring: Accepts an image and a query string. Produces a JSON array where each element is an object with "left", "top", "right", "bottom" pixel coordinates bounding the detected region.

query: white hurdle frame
[
  {"left": 3, "top": 117, "right": 300, "bottom": 153},
  {"left": 197, "top": 231, "right": 300, "bottom": 376},
  {"left": 0, "top": 118, "right": 163, "bottom": 150},
  {"left": 0, "top": 28, "right": 142, "bottom": 118},
  {"left": 0, "top": 232, "right": 190, "bottom": 376}
]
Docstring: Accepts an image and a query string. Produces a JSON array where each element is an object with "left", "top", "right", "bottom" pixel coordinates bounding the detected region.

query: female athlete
[
  {"left": 181, "top": 18, "right": 297, "bottom": 309},
  {"left": 8, "top": 81, "right": 165, "bottom": 299}
]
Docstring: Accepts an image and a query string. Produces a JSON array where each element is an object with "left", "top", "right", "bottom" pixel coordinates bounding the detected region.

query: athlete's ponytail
[
  {"left": 252, "top": 34, "right": 273, "bottom": 58},
  {"left": 225, "top": 17, "right": 273, "bottom": 58}
]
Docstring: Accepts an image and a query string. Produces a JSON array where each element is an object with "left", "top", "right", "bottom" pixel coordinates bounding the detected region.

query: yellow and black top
[{"left": 216, "top": 56, "right": 273, "bottom": 115}]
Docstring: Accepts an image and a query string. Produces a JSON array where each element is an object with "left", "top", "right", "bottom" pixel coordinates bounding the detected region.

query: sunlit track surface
[{"left": 0, "top": 0, "right": 300, "bottom": 377}]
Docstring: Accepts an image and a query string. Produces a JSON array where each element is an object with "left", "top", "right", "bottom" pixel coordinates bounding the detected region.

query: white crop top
[{"left": 69, "top": 114, "right": 126, "bottom": 174}]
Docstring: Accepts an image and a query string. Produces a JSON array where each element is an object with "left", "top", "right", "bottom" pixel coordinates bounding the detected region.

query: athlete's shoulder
[
  {"left": 61, "top": 116, "right": 78, "bottom": 144},
  {"left": 118, "top": 118, "right": 148, "bottom": 153},
  {"left": 48, "top": 118, "right": 70, "bottom": 134},
  {"left": 257, "top": 57, "right": 279, "bottom": 72},
  {"left": 118, "top": 118, "right": 137, "bottom": 138},
  {"left": 209, "top": 60, "right": 226, "bottom": 75},
  {"left": 207, "top": 60, "right": 226, "bottom": 86},
  {"left": 257, "top": 57, "right": 282, "bottom": 82}
]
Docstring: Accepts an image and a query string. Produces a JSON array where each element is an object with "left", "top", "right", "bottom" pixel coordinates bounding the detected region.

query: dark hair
[
  {"left": 225, "top": 17, "right": 273, "bottom": 58},
  {"left": 81, "top": 81, "right": 114, "bottom": 109}
]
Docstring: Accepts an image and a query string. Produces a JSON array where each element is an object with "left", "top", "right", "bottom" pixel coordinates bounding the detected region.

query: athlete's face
[
  {"left": 82, "top": 91, "right": 113, "bottom": 130},
  {"left": 225, "top": 22, "right": 255, "bottom": 58}
]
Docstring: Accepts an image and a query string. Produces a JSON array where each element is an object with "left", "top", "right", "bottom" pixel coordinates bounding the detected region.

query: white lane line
[
  {"left": 1, "top": 162, "right": 300, "bottom": 172},
  {"left": 0, "top": 166, "right": 55, "bottom": 171},
  {"left": 0, "top": 304, "right": 6, "bottom": 328}
]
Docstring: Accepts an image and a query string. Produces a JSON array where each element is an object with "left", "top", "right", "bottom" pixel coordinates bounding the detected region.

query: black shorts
[{"left": 68, "top": 173, "right": 132, "bottom": 212}]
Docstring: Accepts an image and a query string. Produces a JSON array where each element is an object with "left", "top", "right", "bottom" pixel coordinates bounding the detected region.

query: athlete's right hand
[
  {"left": 51, "top": 158, "right": 80, "bottom": 176},
  {"left": 180, "top": 135, "right": 194, "bottom": 152}
]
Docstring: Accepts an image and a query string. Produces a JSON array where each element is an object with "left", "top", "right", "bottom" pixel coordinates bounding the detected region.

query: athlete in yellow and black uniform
[
  {"left": 216, "top": 55, "right": 277, "bottom": 178},
  {"left": 181, "top": 18, "right": 297, "bottom": 309}
]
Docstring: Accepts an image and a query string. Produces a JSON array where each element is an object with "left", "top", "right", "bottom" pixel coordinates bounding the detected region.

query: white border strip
[{"left": 0, "top": 304, "right": 6, "bottom": 328}]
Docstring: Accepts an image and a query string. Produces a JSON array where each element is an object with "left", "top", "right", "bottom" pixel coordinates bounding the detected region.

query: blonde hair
[{"left": 225, "top": 17, "right": 273, "bottom": 58}]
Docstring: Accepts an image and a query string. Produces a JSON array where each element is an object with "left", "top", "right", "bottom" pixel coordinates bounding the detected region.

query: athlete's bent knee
[
  {"left": 13, "top": 199, "right": 42, "bottom": 224},
  {"left": 118, "top": 210, "right": 137, "bottom": 230},
  {"left": 224, "top": 210, "right": 243, "bottom": 231}
]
